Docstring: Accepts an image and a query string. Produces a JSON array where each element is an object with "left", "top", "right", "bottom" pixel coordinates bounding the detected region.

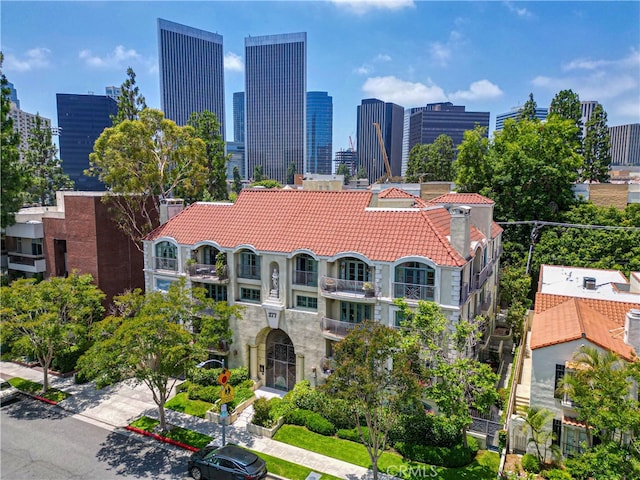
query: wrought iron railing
[
  {"left": 154, "top": 257, "right": 178, "bottom": 271},
  {"left": 320, "top": 276, "right": 377, "bottom": 297},
  {"left": 293, "top": 269, "right": 318, "bottom": 287},
  {"left": 320, "top": 316, "right": 359, "bottom": 339},
  {"left": 237, "top": 264, "right": 260, "bottom": 280},
  {"left": 392, "top": 282, "right": 435, "bottom": 301}
]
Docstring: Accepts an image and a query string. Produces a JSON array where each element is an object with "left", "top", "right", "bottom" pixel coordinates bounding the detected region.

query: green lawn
[
  {"left": 8, "top": 377, "right": 71, "bottom": 402},
  {"left": 165, "top": 392, "right": 213, "bottom": 418},
  {"left": 250, "top": 449, "right": 344, "bottom": 480},
  {"left": 273, "top": 424, "right": 500, "bottom": 480}
]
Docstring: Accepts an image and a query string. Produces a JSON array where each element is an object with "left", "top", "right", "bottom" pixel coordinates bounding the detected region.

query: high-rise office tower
[
  {"left": 609, "top": 123, "right": 640, "bottom": 167},
  {"left": 495, "top": 106, "right": 548, "bottom": 131},
  {"left": 233, "top": 92, "right": 245, "bottom": 143},
  {"left": 408, "top": 102, "right": 489, "bottom": 155},
  {"left": 9, "top": 103, "right": 51, "bottom": 162},
  {"left": 158, "top": 18, "right": 225, "bottom": 135},
  {"left": 581, "top": 101, "right": 599, "bottom": 138},
  {"left": 402, "top": 106, "right": 426, "bottom": 176},
  {"left": 306, "top": 91, "right": 333, "bottom": 175},
  {"left": 56, "top": 93, "right": 118, "bottom": 191},
  {"left": 245, "top": 32, "right": 306, "bottom": 183},
  {"left": 105, "top": 86, "right": 121, "bottom": 101},
  {"left": 356, "top": 98, "right": 404, "bottom": 182},
  {"left": 6, "top": 81, "right": 19, "bottom": 108}
]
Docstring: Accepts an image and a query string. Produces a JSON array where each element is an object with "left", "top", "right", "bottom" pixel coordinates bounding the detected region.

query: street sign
[
  {"left": 220, "top": 383, "right": 235, "bottom": 404},
  {"left": 217, "top": 368, "right": 231, "bottom": 385},
  {"left": 220, "top": 403, "right": 228, "bottom": 419}
]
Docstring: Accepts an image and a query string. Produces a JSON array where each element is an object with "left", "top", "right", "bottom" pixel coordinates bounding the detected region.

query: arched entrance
[{"left": 265, "top": 329, "right": 296, "bottom": 391}]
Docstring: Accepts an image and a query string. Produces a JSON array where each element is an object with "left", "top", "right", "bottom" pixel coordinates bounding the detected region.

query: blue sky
[{"left": 2, "top": 1, "right": 639, "bottom": 150}]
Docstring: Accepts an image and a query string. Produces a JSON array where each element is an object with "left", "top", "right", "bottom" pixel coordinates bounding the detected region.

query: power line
[{"left": 496, "top": 220, "right": 640, "bottom": 232}]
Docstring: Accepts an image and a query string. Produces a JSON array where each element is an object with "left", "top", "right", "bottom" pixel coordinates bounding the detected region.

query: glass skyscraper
[
  {"left": 356, "top": 98, "right": 404, "bottom": 183},
  {"left": 157, "top": 18, "right": 225, "bottom": 136},
  {"left": 56, "top": 93, "right": 118, "bottom": 191},
  {"left": 245, "top": 32, "right": 306, "bottom": 183},
  {"left": 233, "top": 92, "right": 245, "bottom": 143},
  {"left": 495, "top": 107, "right": 548, "bottom": 131},
  {"left": 306, "top": 91, "right": 333, "bottom": 175}
]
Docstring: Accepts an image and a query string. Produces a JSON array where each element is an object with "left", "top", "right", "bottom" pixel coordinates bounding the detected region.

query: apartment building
[{"left": 142, "top": 188, "right": 502, "bottom": 392}]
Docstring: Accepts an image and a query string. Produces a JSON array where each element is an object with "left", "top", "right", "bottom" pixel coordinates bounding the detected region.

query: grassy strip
[
  {"left": 250, "top": 449, "right": 344, "bottom": 480},
  {"left": 273, "top": 424, "right": 500, "bottom": 480},
  {"left": 165, "top": 392, "right": 213, "bottom": 418},
  {"left": 128, "top": 416, "right": 212, "bottom": 449},
  {"left": 8, "top": 377, "right": 71, "bottom": 402}
]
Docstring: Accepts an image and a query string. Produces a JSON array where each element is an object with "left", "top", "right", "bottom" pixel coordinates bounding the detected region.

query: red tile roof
[
  {"left": 429, "top": 193, "right": 495, "bottom": 205},
  {"left": 145, "top": 189, "right": 480, "bottom": 266},
  {"left": 531, "top": 295, "right": 636, "bottom": 361},
  {"left": 378, "top": 187, "right": 416, "bottom": 199}
]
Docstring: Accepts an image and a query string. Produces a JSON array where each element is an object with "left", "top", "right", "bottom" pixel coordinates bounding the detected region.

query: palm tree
[{"left": 521, "top": 406, "right": 558, "bottom": 463}]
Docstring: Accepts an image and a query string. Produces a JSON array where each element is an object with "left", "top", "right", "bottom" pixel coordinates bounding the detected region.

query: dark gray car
[{"left": 187, "top": 444, "right": 267, "bottom": 480}]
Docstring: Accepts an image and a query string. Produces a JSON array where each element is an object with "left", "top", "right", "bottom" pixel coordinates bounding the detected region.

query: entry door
[{"left": 265, "top": 329, "right": 296, "bottom": 391}]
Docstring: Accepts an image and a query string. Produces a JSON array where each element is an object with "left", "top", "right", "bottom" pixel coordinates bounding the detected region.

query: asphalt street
[{"left": 1, "top": 395, "right": 192, "bottom": 480}]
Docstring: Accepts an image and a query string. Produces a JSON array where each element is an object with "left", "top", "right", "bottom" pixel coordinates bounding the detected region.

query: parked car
[
  {"left": 0, "top": 380, "right": 20, "bottom": 404},
  {"left": 187, "top": 444, "right": 267, "bottom": 480}
]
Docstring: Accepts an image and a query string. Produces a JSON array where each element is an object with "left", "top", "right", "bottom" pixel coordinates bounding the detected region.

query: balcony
[
  {"left": 473, "top": 262, "right": 494, "bottom": 290},
  {"left": 392, "top": 282, "right": 435, "bottom": 301},
  {"left": 186, "top": 263, "right": 228, "bottom": 282},
  {"left": 154, "top": 256, "right": 178, "bottom": 272},
  {"left": 320, "top": 316, "right": 360, "bottom": 340},
  {"left": 293, "top": 269, "right": 317, "bottom": 287},
  {"left": 7, "top": 252, "right": 46, "bottom": 274},
  {"left": 460, "top": 282, "right": 471, "bottom": 303},
  {"left": 320, "top": 276, "right": 377, "bottom": 301},
  {"left": 480, "top": 292, "right": 493, "bottom": 315}
]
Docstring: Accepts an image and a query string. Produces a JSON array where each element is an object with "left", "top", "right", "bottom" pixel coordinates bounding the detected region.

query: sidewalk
[{"left": 0, "top": 361, "right": 389, "bottom": 480}]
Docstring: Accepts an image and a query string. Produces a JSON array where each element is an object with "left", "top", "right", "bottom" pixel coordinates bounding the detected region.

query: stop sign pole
[{"left": 217, "top": 368, "right": 232, "bottom": 446}]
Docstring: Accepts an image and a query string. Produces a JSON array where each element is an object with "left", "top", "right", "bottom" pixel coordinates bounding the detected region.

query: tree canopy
[
  {"left": 78, "top": 279, "right": 242, "bottom": 431},
  {"left": 582, "top": 103, "right": 611, "bottom": 183},
  {"left": 1, "top": 273, "right": 105, "bottom": 391},
  {"left": 406, "top": 134, "right": 456, "bottom": 182},
  {"left": 188, "top": 110, "right": 229, "bottom": 201},
  {"left": 1, "top": 52, "right": 30, "bottom": 228},
  {"left": 111, "top": 67, "right": 147, "bottom": 126},
  {"left": 455, "top": 125, "right": 490, "bottom": 193},
  {"left": 86, "top": 108, "right": 209, "bottom": 248},
  {"left": 518, "top": 93, "right": 538, "bottom": 121},
  {"left": 22, "top": 114, "right": 73, "bottom": 206}
]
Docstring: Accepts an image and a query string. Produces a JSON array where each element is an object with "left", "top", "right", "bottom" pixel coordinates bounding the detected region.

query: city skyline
[{"left": 2, "top": 1, "right": 639, "bottom": 152}]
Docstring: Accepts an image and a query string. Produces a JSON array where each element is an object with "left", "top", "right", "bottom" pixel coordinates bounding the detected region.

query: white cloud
[
  {"left": 4, "top": 48, "right": 51, "bottom": 72},
  {"left": 354, "top": 65, "right": 372, "bottom": 75},
  {"left": 362, "top": 76, "right": 447, "bottom": 105},
  {"left": 330, "top": 0, "right": 414, "bottom": 15},
  {"left": 375, "top": 54, "right": 392, "bottom": 62},
  {"left": 429, "top": 42, "right": 451, "bottom": 66},
  {"left": 563, "top": 48, "right": 640, "bottom": 71},
  {"left": 224, "top": 52, "right": 243, "bottom": 72},
  {"left": 503, "top": 1, "right": 532, "bottom": 18},
  {"left": 449, "top": 80, "right": 504, "bottom": 101},
  {"left": 79, "top": 45, "right": 141, "bottom": 68}
]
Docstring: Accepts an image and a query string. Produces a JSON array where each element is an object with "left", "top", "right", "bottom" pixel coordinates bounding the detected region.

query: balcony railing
[
  {"left": 186, "top": 263, "right": 227, "bottom": 280},
  {"left": 480, "top": 292, "right": 492, "bottom": 314},
  {"left": 154, "top": 257, "right": 178, "bottom": 271},
  {"left": 473, "top": 262, "right": 494, "bottom": 290},
  {"left": 393, "top": 282, "right": 435, "bottom": 301},
  {"left": 320, "top": 276, "right": 377, "bottom": 297},
  {"left": 293, "top": 269, "right": 318, "bottom": 287},
  {"left": 320, "top": 316, "right": 360, "bottom": 340},
  {"left": 237, "top": 264, "right": 260, "bottom": 280}
]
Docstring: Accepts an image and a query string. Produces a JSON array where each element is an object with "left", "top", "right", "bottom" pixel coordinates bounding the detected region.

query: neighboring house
[
  {"left": 142, "top": 188, "right": 503, "bottom": 391},
  {"left": 2, "top": 207, "right": 50, "bottom": 280},
  {"left": 511, "top": 265, "right": 640, "bottom": 457}
]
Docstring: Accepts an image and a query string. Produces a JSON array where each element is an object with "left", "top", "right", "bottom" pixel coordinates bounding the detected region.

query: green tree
[
  {"left": 250, "top": 179, "right": 282, "bottom": 189},
  {"left": 86, "top": 108, "right": 208, "bottom": 248},
  {"left": 565, "top": 442, "right": 640, "bottom": 480},
  {"left": 1, "top": 273, "right": 105, "bottom": 392},
  {"left": 427, "top": 134, "right": 456, "bottom": 181},
  {"left": 1, "top": 52, "right": 30, "bottom": 228},
  {"left": 394, "top": 299, "right": 447, "bottom": 366},
  {"left": 356, "top": 165, "right": 367, "bottom": 179},
  {"left": 519, "top": 93, "right": 538, "bottom": 122},
  {"left": 23, "top": 114, "right": 74, "bottom": 206},
  {"left": 232, "top": 166, "right": 243, "bottom": 195},
  {"left": 582, "top": 103, "right": 611, "bottom": 183},
  {"left": 323, "top": 320, "right": 418, "bottom": 480},
  {"left": 188, "top": 110, "right": 229, "bottom": 201},
  {"left": 520, "top": 406, "right": 558, "bottom": 464},
  {"left": 455, "top": 125, "right": 490, "bottom": 193},
  {"left": 286, "top": 161, "right": 296, "bottom": 185},
  {"left": 428, "top": 358, "right": 499, "bottom": 447},
  {"left": 78, "top": 279, "right": 242, "bottom": 431},
  {"left": 336, "top": 162, "right": 351, "bottom": 185},
  {"left": 549, "top": 89, "right": 583, "bottom": 149},
  {"left": 253, "top": 165, "right": 264, "bottom": 182},
  {"left": 111, "top": 67, "right": 147, "bottom": 126},
  {"left": 406, "top": 143, "right": 429, "bottom": 182}
]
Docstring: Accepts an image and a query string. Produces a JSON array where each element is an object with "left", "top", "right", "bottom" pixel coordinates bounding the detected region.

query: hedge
[
  {"left": 394, "top": 436, "right": 479, "bottom": 468},
  {"left": 284, "top": 408, "right": 336, "bottom": 436}
]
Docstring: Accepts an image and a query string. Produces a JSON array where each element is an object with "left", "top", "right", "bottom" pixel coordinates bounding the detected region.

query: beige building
[{"left": 142, "top": 188, "right": 503, "bottom": 392}]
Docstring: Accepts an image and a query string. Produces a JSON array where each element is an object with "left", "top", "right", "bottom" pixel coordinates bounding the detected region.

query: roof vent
[{"left": 583, "top": 277, "right": 596, "bottom": 290}]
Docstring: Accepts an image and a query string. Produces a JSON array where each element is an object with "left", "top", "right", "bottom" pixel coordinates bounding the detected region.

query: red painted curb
[
  {"left": 125, "top": 425, "right": 199, "bottom": 452},
  {"left": 33, "top": 395, "right": 57, "bottom": 405}
]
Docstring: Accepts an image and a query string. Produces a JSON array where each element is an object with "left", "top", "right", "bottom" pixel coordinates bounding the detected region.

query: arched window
[
  {"left": 238, "top": 249, "right": 260, "bottom": 280},
  {"left": 394, "top": 261, "right": 435, "bottom": 300},
  {"left": 293, "top": 254, "right": 317, "bottom": 287},
  {"left": 154, "top": 241, "right": 177, "bottom": 271}
]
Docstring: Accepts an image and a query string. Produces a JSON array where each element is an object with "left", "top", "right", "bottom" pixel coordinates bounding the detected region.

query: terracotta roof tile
[
  {"left": 428, "top": 193, "right": 495, "bottom": 205},
  {"left": 378, "top": 187, "right": 416, "bottom": 199},
  {"left": 145, "top": 189, "right": 477, "bottom": 266},
  {"left": 534, "top": 292, "right": 639, "bottom": 325},
  {"left": 531, "top": 296, "right": 636, "bottom": 361}
]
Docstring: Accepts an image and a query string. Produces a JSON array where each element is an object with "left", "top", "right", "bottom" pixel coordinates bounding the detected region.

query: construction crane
[{"left": 373, "top": 122, "right": 393, "bottom": 180}]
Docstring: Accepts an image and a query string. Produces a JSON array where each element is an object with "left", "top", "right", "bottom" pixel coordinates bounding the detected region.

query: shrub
[
  {"left": 541, "top": 469, "right": 572, "bottom": 480},
  {"left": 395, "top": 436, "right": 478, "bottom": 468},
  {"left": 498, "top": 429, "right": 508, "bottom": 450},
  {"left": 252, "top": 397, "right": 274, "bottom": 427},
  {"left": 398, "top": 412, "right": 461, "bottom": 448},
  {"left": 284, "top": 408, "right": 310, "bottom": 427},
  {"left": 283, "top": 408, "right": 335, "bottom": 436},
  {"left": 336, "top": 427, "right": 369, "bottom": 443},
  {"left": 187, "top": 383, "right": 219, "bottom": 403},
  {"left": 186, "top": 366, "right": 249, "bottom": 387},
  {"left": 52, "top": 345, "right": 86, "bottom": 373},
  {"left": 320, "top": 397, "right": 355, "bottom": 430},
  {"left": 521, "top": 453, "right": 541, "bottom": 473}
]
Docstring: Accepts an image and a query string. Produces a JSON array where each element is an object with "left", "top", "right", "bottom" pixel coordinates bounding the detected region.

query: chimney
[
  {"left": 624, "top": 309, "right": 640, "bottom": 354},
  {"left": 450, "top": 206, "right": 471, "bottom": 259},
  {"left": 159, "top": 198, "right": 184, "bottom": 224}
]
